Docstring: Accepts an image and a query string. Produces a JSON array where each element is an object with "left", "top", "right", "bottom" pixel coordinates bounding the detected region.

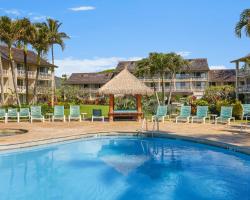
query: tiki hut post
[
  {"left": 109, "top": 94, "right": 114, "bottom": 121},
  {"left": 136, "top": 94, "right": 142, "bottom": 121}
]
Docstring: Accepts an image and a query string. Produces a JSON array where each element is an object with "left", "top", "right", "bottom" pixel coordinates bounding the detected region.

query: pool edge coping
[{"left": 0, "top": 131, "right": 249, "bottom": 156}]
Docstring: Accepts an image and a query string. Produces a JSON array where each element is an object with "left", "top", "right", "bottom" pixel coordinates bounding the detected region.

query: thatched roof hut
[
  {"left": 99, "top": 68, "right": 153, "bottom": 122},
  {"left": 98, "top": 68, "right": 153, "bottom": 96}
]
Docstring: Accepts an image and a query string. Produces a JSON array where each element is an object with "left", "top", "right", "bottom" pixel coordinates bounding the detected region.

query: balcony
[
  {"left": 238, "top": 85, "right": 250, "bottom": 93},
  {"left": 151, "top": 86, "right": 206, "bottom": 93},
  {"left": 238, "top": 69, "right": 250, "bottom": 77},
  {"left": 0, "top": 70, "right": 9, "bottom": 77},
  {"left": 17, "top": 86, "right": 51, "bottom": 94},
  {"left": 80, "top": 88, "right": 99, "bottom": 94},
  {"left": 17, "top": 70, "right": 51, "bottom": 80},
  {"left": 140, "top": 77, "right": 208, "bottom": 82}
]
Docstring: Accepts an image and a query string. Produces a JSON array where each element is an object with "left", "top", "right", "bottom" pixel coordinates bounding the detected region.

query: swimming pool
[{"left": 0, "top": 136, "right": 249, "bottom": 200}]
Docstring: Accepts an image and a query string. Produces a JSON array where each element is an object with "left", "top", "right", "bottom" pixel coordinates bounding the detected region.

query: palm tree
[
  {"left": 165, "top": 53, "right": 189, "bottom": 105},
  {"left": 16, "top": 18, "right": 35, "bottom": 104},
  {"left": 45, "top": 18, "right": 69, "bottom": 106},
  {"left": 135, "top": 52, "right": 188, "bottom": 105},
  {"left": 136, "top": 58, "right": 160, "bottom": 105},
  {"left": 235, "top": 9, "right": 250, "bottom": 38},
  {"left": 0, "top": 52, "right": 4, "bottom": 105},
  {"left": 0, "top": 16, "right": 21, "bottom": 106},
  {"left": 30, "top": 23, "right": 50, "bottom": 104}
]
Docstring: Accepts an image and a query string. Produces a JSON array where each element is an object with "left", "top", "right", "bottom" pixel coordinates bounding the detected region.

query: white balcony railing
[
  {"left": 238, "top": 85, "right": 250, "bottom": 93},
  {"left": 151, "top": 86, "right": 206, "bottom": 93},
  {"left": 0, "top": 70, "right": 8, "bottom": 76},
  {"left": 141, "top": 77, "right": 208, "bottom": 82},
  {"left": 17, "top": 86, "right": 51, "bottom": 94},
  {"left": 17, "top": 70, "right": 51, "bottom": 80}
]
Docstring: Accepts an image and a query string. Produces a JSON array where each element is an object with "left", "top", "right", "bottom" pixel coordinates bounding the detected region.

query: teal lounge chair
[
  {"left": 19, "top": 108, "right": 30, "bottom": 121},
  {"left": 30, "top": 106, "right": 44, "bottom": 123},
  {"left": 175, "top": 106, "right": 191, "bottom": 123},
  {"left": 68, "top": 105, "right": 81, "bottom": 122},
  {"left": 52, "top": 106, "right": 65, "bottom": 122},
  {"left": 0, "top": 108, "right": 7, "bottom": 123},
  {"left": 215, "top": 106, "right": 234, "bottom": 125},
  {"left": 242, "top": 104, "right": 250, "bottom": 121},
  {"left": 7, "top": 108, "right": 19, "bottom": 123},
  {"left": 191, "top": 106, "right": 209, "bottom": 124},
  {"left": 152, "top": 105, "right": 169, "bottom": 123},
  {"left": 92, "top": 109, "right": 104, "bottom": 122}
]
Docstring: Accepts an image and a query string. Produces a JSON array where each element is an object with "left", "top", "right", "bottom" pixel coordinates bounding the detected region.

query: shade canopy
[{"left": 98, "top": 68, "right": 153, "bottom": 95}]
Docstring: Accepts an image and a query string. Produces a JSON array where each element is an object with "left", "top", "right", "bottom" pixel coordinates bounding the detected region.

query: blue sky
[{"left": 1, "top": 0, "right": 249, "bottom": 75}]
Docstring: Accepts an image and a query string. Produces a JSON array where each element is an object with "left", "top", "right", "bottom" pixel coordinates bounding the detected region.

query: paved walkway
[{"left": 0, "top": 121, "right": 249, "bottom": 152}]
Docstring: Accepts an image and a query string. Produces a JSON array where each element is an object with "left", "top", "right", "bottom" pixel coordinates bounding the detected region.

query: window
[
  {"left": 17, "top": 79, "right": 24, "bottom": 86},
  {"left": 39, "top": 67, "right": 49, "bottom": 74},
  {"left": 17, "top": 63, "right": 24, "bottom": 71}
]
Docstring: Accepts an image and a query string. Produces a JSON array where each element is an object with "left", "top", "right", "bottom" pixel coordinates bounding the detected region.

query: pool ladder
[{"left": 137, "top": 118, "right": 159, "bottom": 137}]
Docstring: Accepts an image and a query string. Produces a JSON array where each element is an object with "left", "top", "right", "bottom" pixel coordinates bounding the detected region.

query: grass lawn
[{"left": 65, "top": 105, "right": 109, "bottom": 118}]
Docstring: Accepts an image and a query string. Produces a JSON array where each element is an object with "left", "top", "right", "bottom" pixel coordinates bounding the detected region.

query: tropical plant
[
  {"left": 0, "top": 52, "right": 4, "bottom": 105},
  {"left": 0, "top": 16, "right": 21, "bottom": 106},
  {"left": 235, "top": 9, "right": 250, "bottom": 38},
  {"left": 44, "top": 18, "right": 69, "bottom": 106},
  {"left": 203, "top": 85, "right": 235, "bottom": 105},
  {"left": 136, "top": 52, "right": 188, "bottom": 105},
  {"left": 16, "top": 18, "right": 35, "bottom": 104},
  {"left": 30, "top": 23, "right": 50, "bottom": 104}
]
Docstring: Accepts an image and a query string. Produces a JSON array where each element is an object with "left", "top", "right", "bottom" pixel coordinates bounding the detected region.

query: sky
[{"left": 0, "top": 0, "right": 249, "bottom": 76}]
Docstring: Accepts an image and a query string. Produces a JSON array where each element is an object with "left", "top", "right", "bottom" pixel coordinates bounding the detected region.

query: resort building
[
  {"left": 208, "top": 69, "right": 236, "bottom": 87},
  {"left": 65, "top": 72, "right": 113, "bottom": 99},
  {"left": 231, "top": 54, "right": 250, "bottom": 103},
  {"left": 66, "top": 58, "right": 210, "bottom": 99},
  {"left": 117, "top": 59, "right": 210, "bottom": 99},
  {"left": 0, "top": 45, "right": 56, "bottom": 104}
]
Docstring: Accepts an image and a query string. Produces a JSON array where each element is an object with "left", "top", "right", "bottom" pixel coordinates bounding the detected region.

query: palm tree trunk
[
  {"left": 9, "top": 48, "right": 21, "bottom": 107},
  {"left": 51, "top": 44, "right": 55, "bottom": 106},
  {"left": 0, "top": 53, "right": 5, "bottom": 105},
  {"left": 23, "top": 48, "right": 29, "bottom": 105},
  {"left": 161, "top": 73, "right": 165, "bottom": 105},
  {"left": 167, "top": 73, "right": 175, "bottom": 105},
  {"left": 33, "top": 54, "right": 41, "bottom": 104}
]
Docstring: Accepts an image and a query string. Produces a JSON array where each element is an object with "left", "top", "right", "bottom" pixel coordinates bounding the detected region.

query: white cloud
[
  {"left": 210, "top": 65, "right": 227, "bottom": 70},
  {"left": 0, "top": 8, "right": 22, "bottom": 16},
  {"left": 5, "top": 9, "right": 21, "bottom": 16},
  {"left": 69, "top": 6, "right": 96, "bottom": 11},
  {"left": 54, "top": 56, "right": 142, "bottom": 76},
  {"left": 176, "top": 51, "right": 192, "bottom": 57},
  {"left": 31, "top": 15, "right": 48, "bottom": 21}
]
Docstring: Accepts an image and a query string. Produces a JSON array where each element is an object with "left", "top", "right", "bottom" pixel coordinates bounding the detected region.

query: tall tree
[
  {"left": 0, "top": 16, "right": 21, "bottom": 106},
  {"left": 0, "top": 52, "right": 4, "bottom": 105},
  {"left": 16, "top": 18, "right": 35, "bottom": 104},
  {"left": 235, "top": 9, "right": 250, "bottom": 38},
  {"left": 45, "top": 18, "right": 69, "bottom": 106},
  {"left": 135, "top": 52, "right": 188, "bottom": 105},
  {"left": 136, "top": 58, "right": 160, "bottom": 105},
  {"left": 30, "top": 23, "right": 50, "bottom": 104}
]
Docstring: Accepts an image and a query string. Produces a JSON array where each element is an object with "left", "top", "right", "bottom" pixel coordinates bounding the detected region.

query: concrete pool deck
[{"left": 0, "top": 121, "right": 249, "bottom": 153}]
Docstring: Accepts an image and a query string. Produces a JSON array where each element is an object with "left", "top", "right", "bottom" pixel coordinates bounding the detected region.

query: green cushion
[
  {"left": 54, "top": 106, "right": 64, "bottom": 117},
  {"left": 31, "top": 106, "right": 43, "bottom": 118},
  {"left": 156, "top": 106, "right": 168, "bottom": 117},
  {"left": 20, "top": 108, "right": 29, "bottom": 117},
  {"left": 0, "top": 108, "right": 6, "bottom": 118},
  {"left": 196, "top": 106, "right": 208, "bottom": 118},
  {"left": 243, "top": 104, "right": 250, "bottom": 116},
  {"left": 8, "top": 108, "right": 18, "bottom": 118},
  {"left": 220, "top": 106, "right": 233, "bottom": 119},
  {"left": 180, "top": 106, "right": 191, "bottom": 118},
  {"left": 70, "top": 106, "right": 80, "bottom": 117}
]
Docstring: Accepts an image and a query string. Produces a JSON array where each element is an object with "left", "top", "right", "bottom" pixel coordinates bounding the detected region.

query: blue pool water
[{"left": 0, "top": 136, "right": 250, "bottom": 200}]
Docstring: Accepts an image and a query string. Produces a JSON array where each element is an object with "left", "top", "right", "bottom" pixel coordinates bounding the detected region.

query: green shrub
[{"left": 233, "top": 100, "right": 243, "bottom": 120}]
